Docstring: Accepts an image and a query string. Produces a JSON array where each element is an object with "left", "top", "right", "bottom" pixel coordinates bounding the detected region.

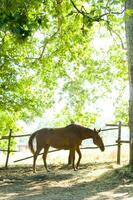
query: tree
[{"left": 125, "top": 0, "right": 133, "bottom": 166}]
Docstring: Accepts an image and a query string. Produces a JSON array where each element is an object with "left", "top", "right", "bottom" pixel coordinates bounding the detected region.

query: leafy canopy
[{"left": 0, "top": 0, "right": 128, "bottom": 144}]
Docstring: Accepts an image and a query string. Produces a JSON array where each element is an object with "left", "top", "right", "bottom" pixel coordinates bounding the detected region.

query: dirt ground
[{"left": 0, "top": 161, "right": 133, "bottom": 200}]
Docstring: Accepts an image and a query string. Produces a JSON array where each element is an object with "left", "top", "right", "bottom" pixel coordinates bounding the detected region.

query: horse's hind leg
[
  {"left": 42, "top": 145, "right": 50, "bottom": 172},
  {"left": 70, "top": 148, "right": 76, "bottom": 171},
  {"left": 76, "top": 146, "right": 82, "bottom": 169},
  {"left": 33, "top": 147, "right": 42, "bottom": 173}
]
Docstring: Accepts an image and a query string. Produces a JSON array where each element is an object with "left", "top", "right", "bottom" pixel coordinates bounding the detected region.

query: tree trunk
[{"left": 125, "top": 0, "right": 133, "bottom": 167}]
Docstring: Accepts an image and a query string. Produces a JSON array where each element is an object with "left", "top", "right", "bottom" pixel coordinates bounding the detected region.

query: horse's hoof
[{"left": 68, "top": 163, "right": 71, "bottom": 166}]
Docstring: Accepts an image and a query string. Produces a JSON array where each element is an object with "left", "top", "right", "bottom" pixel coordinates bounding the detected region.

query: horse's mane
[{"left": 66, "top": 123, "right": 93, "bottom": 132}]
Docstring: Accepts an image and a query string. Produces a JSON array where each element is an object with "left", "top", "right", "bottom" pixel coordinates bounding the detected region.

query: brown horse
[{"left": 28, "top": 123, "right": 105, "bottom": 172}]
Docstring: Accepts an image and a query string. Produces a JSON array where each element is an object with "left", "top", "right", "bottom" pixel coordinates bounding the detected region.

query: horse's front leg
[
  {"left": 76, "top": 146, "right": 82, "bottom": 169},
  {"left": 68, "top": 151, "right": 71, "bottom": 165},
  {"left": 42, "top": 145, "right": 50, "bottom": 172}
]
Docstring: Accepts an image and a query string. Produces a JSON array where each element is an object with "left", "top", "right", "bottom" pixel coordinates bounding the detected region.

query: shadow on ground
[{"left": 0, "top": 162, "right": 133, "bottom": 200}]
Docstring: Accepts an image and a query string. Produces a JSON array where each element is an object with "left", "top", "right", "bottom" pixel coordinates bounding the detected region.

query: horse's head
[{"left": 93, "top": 128, "right": 105, "bottom": 152}]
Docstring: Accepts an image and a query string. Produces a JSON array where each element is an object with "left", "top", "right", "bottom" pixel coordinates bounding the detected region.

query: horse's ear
[
  {"left": 98, "top": 128, "right": 101, "bottom": 133},
  {"left": 94, "top": 128, "right": 96, "bottom": 132},
  {"left": 96, "top": 129, "right": 101, "bottom": 134}
]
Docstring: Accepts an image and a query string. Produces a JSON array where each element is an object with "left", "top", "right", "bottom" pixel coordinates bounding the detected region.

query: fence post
[
  {"left": 5, "top": 129, "right": 12, "bottom": 168},
  {"left": 117, "top": 121, "right": 121, "bottom": 164}
]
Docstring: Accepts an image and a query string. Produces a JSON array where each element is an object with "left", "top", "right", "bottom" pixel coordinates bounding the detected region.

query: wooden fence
[{"left": 0, "top": 121, "right": 129, "bottom": 168}]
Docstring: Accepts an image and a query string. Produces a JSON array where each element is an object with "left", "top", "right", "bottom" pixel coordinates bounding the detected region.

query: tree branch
[
  {"left": 70, "top": 0, "right": 125, "bottom": 25},
  {"left": 38, "top": 31, "right": 58, "bottom": 60},
  {"left": 107, "top": 24, "right": 126, "bottom": 50},
  {"left": 110, "top": 29, "right": 126, "bottom": 50},
  {"left": 70, "top": 0, "right": 83, "bottom": 15}
]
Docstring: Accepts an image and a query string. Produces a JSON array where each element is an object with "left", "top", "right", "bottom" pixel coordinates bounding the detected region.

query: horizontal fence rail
[
  {"left": 0, "top": 134, "right": 31, "bottom": 140},
  {"left": 0, "top": 149, "right": 18, "bottom": 152},
  {"left": 0, "top": 128, "right": 119, "bottom": 140},
  {"left": 14, "top": 144, "right": 118, "bottom": 163},
  {"left": 106, "top": 123, "right": 128, "bottom": 127},
  {"left": 101, "top": 128, "right": 118, "bottom": 131}
]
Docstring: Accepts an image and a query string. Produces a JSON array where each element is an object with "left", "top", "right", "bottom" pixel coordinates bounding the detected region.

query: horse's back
[{"left": 35, "top": 125, "right": 81, "bottom": 149}]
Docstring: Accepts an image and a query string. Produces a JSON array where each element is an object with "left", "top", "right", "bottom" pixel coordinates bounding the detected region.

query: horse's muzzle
[{"left": 101, "top": 146, "right": 105, "bottom": 152}]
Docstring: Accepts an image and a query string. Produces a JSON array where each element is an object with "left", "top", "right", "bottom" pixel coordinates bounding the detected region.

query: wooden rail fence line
[{"left": 0, "top": 121, "right": 129, "bottom": 168}]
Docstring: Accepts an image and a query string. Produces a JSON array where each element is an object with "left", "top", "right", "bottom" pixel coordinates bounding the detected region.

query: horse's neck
[
  {"left": 69, "top": 124, "right": 94, "bottom": 140},
  {"left": 80, "top": 128, "right": 94, "bottom": 140}
]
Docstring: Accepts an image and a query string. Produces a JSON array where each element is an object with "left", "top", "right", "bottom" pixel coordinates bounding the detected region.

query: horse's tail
[{"left": 28, "top": 132, "right": 37, "bottom": 155}]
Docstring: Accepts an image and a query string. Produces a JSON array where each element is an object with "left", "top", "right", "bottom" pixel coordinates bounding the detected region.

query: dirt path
[{"left": 0, "top": 162, "right": 133, "bottom": 200}]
